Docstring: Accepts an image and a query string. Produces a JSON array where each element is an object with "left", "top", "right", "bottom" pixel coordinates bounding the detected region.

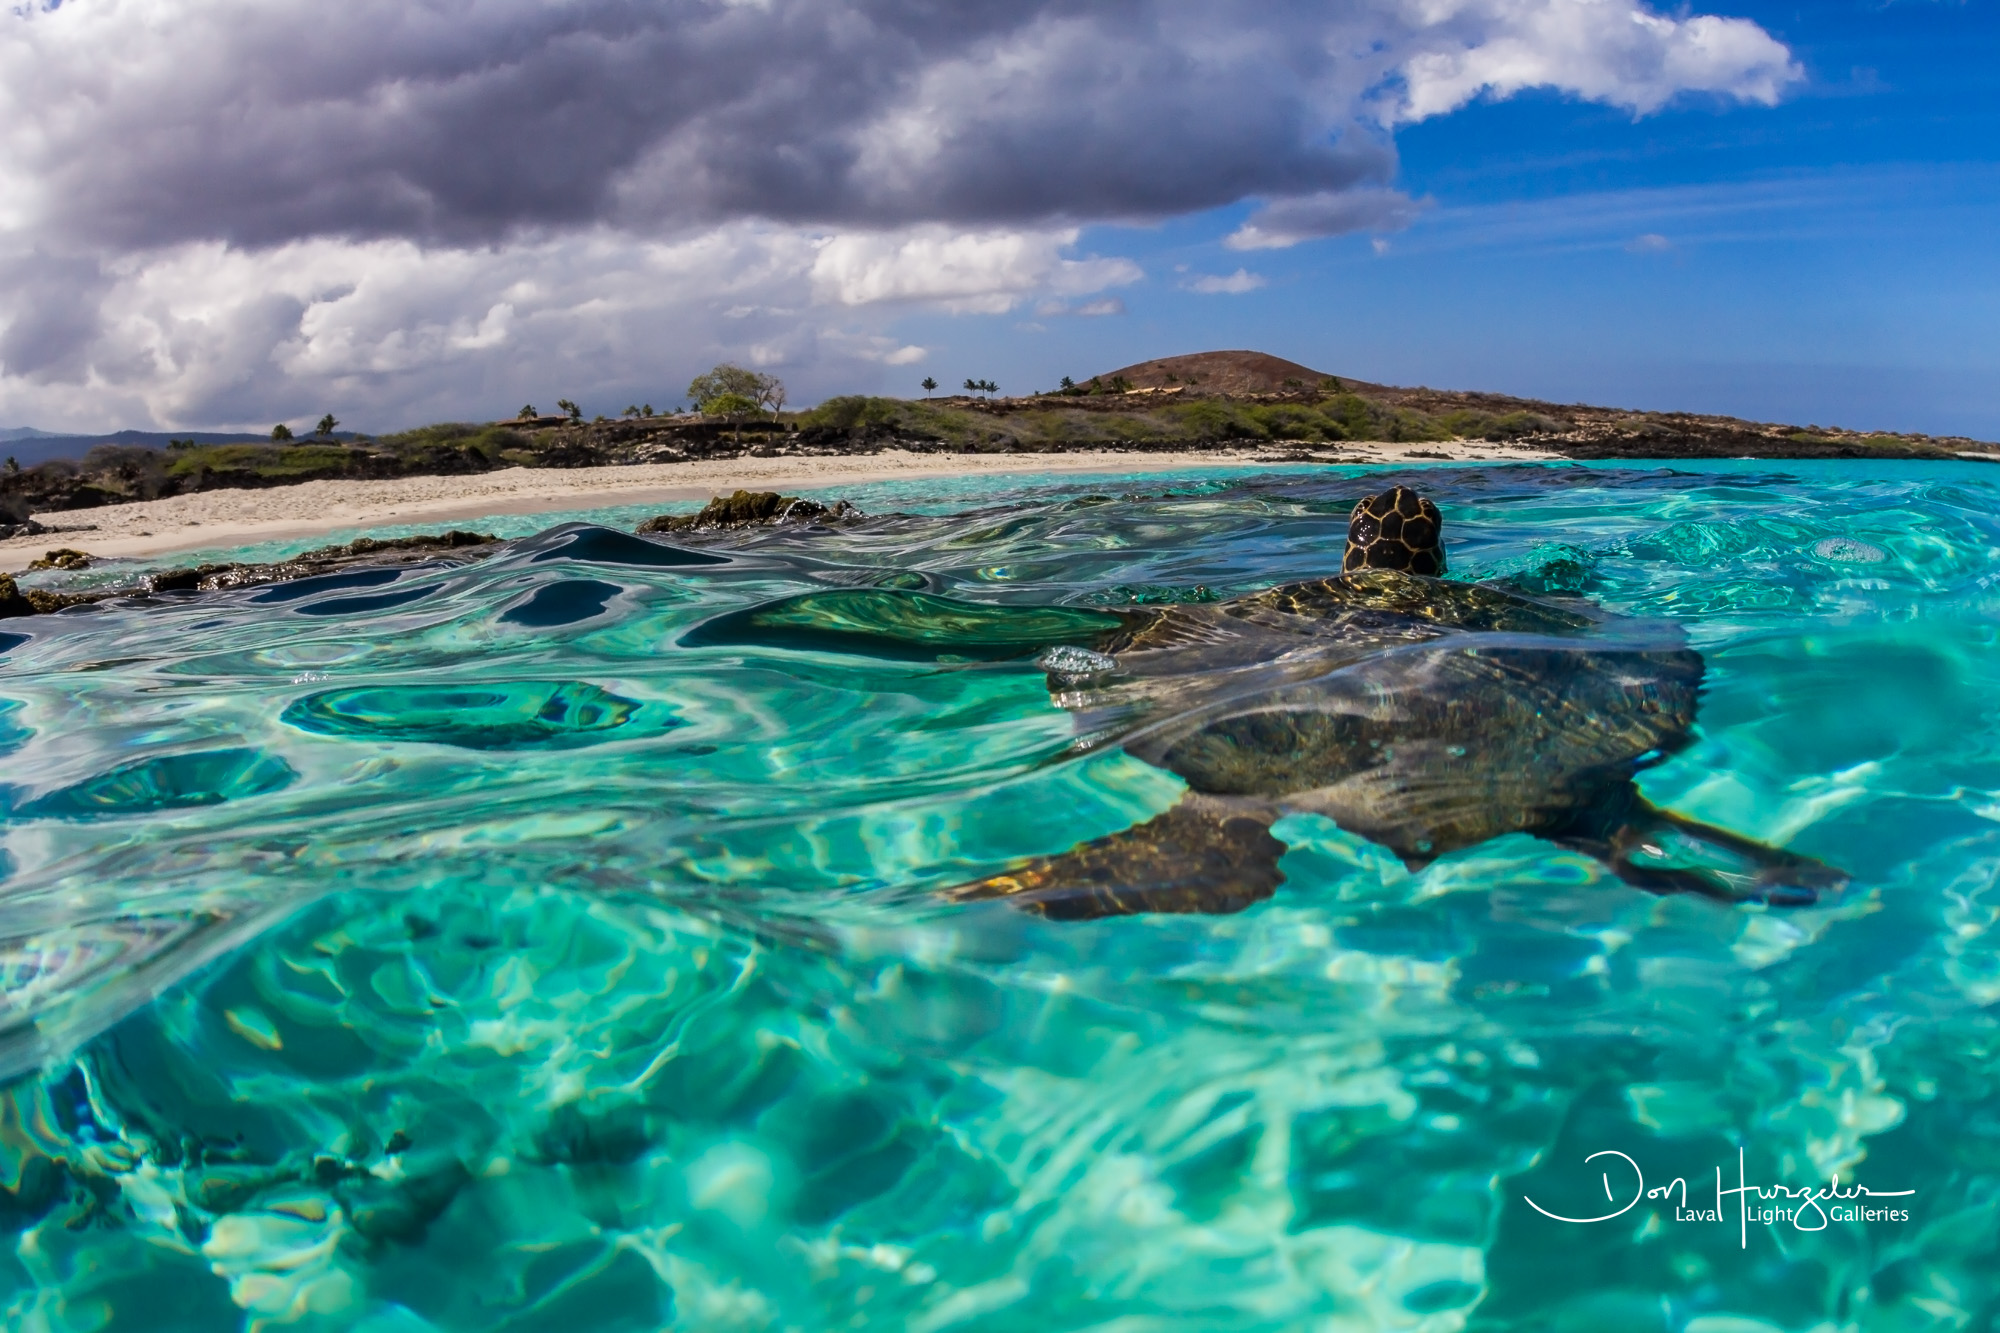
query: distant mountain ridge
[{"left": 1083, "top": 350, "right": 1380, "bottom": 396}]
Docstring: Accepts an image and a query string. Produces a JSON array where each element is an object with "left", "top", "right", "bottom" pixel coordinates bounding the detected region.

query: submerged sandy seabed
[{"left": 0, "top": 439, "right": 1557, "bottom": 572}]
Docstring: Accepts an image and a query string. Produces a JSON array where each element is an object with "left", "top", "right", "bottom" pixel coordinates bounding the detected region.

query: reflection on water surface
[{"left": 1, "top": 461, "right": 1998, "bottom": 1331}]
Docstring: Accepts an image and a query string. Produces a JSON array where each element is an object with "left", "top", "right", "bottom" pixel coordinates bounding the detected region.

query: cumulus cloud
[
  {"left": 0, "top": 0, "right": 1800, "bottom": 426},
  {"left": 810, "top": 228, "right": 1140, "bottom": 314},
  {"left": 1392, "top": 2, "right": 1799, "bottom": 123}
]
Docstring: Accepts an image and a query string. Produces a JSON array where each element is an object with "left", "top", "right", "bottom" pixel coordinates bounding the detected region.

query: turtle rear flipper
[
  {"left": 1558, "top": 793, "right": 1847, "bottom": 907},
  {"left": 946, "top": 795, "right": 1286, "bottom": 920}
]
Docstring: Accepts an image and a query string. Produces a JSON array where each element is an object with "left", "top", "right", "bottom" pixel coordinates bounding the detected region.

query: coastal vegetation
[{"left": 0, "top": 352, "right": 1981, "bottom": 518}]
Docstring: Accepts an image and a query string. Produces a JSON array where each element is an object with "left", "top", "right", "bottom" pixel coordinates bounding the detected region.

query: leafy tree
[
  {"left": 1059, "top": 376, "right": 1075, "bottom": 390},
  {"left": 643, "top": 404, "right": 654, "bottom": 417},
  {"left": 622, "top": 404, "right": 642, "bottom": 418},
  {"left": 271, "top": 423, "right": 293, "bottom": 441},
  {"left": 922, "top": 376, "right": 938, "bottom": 397},
  {"left": 4, "top": 456, "right": 15, "bottom": 474},
  {"left": 557, "top": 399, "right": 582, "bottom": 421},
  {"left": 699, "top": 392, "right": 759, "bottom": 417},
  {"left": 316, "top": 413, "right": 339, "bottom": 436},
  {"left": 518, "top": 404, "right": 538, "bottom": 420},
  {"left": 1110, "top": 376, "right": 1132, "bottom": 392},
  {"left": 686, "top": 365, "right": 785, "bottom": 417}
]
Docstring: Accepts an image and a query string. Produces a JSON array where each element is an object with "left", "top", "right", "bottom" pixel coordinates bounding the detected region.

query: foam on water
[{"left": 3, "top": 460, "right": 2000, "bottom": 1330}]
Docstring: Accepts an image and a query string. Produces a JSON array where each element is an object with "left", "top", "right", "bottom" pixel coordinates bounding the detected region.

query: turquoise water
[{"left": 1, "top": 460, "right": 1998, "bottom": 1331}]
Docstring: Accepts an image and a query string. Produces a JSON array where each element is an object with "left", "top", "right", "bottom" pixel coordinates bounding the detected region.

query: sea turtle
[{"left": 694, "top": 485, "right": 1845, "bottom": 918}]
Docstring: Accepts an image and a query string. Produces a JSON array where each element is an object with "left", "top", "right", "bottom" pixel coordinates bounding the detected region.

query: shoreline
[{"left": 0, "top": 440, "right": 1555, "bottom": 571}]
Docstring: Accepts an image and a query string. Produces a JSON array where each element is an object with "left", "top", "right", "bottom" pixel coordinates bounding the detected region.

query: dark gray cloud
[
  {"left": 0, "top": 251, "right": 109, "bottom": 381},
  {"left": 7, "top": 0, "right": 1408, "bottom": 249}
]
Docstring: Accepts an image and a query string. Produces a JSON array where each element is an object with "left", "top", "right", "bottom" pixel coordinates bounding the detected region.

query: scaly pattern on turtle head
[{"left": 1344, "top": 486, "right": 1445, "bottom": 576}]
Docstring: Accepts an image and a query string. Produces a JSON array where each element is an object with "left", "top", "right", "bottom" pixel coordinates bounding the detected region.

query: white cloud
[
  {"left": 1627, "top": 232, "right": 1674, "bottom": 253},
  {"left": 809, "top": 228, "right": 1140, "bottom": 314},
  {"left": 1187, "top": 270, "right": 1268, "bottom": 295},
  {"left": 0, "top": 0, "right": 1799, "bottom": 426},
  {"left": 1391, "top": 1, "right": 1799, "bottom": 123},
  {"left": 0, "top": 225, "right": 1058, "bottom": 430},
  {"left": 1073, "top": 297, "right": 1127, "bottom": 317}
]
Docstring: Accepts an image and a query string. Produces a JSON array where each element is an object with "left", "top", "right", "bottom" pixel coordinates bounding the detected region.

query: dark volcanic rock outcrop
[
  {"left": 638, "top": 490, "right": 860, "bottom": 533},
  {"left": 0, "top": 531, "right": 498, "bottom": 618},
  {"left": 145, "top": 530, "right": 497, "bottom": 594}
]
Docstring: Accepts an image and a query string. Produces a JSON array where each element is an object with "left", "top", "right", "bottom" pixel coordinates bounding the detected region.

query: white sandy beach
[{"left": 0, "top": 439, "right": 1555, "bottom": 572}]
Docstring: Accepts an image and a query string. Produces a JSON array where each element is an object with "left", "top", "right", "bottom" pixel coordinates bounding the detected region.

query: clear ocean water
[{"left": 1, "top": 459, "right": 1997, "bottom": 1332}]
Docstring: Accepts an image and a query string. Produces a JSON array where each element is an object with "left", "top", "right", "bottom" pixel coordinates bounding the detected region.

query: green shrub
[
  {"left": 375, "top": 423, "right": 529, "bottom": 454},
  {"left": 1168, "top": 400, "right": 1266, "bottom": 440},
  {"left": 798, "top": 396, "right": 907, "bottom": 432}
]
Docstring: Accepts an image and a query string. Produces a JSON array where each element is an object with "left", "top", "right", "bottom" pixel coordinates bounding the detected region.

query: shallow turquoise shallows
[{"left": 2, "top": 460, "right": 1998, "bottom": 1332}]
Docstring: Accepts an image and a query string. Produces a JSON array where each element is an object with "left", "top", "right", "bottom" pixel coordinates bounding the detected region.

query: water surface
[{"left": 1, "top": 461, "right": 1997, "bottom": 1332}]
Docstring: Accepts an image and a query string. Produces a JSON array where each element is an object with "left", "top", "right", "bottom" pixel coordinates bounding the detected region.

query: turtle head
[{"left": 1344, "top": 486, "right": 1446, "bottom": 576}]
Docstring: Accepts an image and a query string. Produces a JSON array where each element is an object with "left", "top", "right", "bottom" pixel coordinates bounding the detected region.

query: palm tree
[
  {"left": 922, "top": 377, "right": 938, "bottom": 397},
  {"left": 316, "top": 413, "right": 339, "bottom": 437}
]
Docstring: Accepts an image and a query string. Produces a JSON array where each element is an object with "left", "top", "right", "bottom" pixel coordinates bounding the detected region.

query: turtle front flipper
[
  {"left": 1555, "top": 791, "right": 1847, "bottom": 907},
  {"left": 945, "top": 794, "right": 1287, "bottom": 920}
]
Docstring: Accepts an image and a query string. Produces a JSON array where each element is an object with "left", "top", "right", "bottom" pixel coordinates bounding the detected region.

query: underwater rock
[
  {"left": 27, "top": 547, "right": 91, "bottom": 571},
  {"left": 637, "top": 489, "right": 860, "bottom": 533}
]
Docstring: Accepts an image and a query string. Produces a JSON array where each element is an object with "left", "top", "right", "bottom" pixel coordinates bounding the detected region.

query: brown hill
[{"left": 1083, "top": 350, "right": 1359, "bottom": 395}]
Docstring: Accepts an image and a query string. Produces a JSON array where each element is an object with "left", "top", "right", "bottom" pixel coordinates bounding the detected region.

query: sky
[{"left": 0, "top": 0, "right": 1994, "bottom": 438}]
